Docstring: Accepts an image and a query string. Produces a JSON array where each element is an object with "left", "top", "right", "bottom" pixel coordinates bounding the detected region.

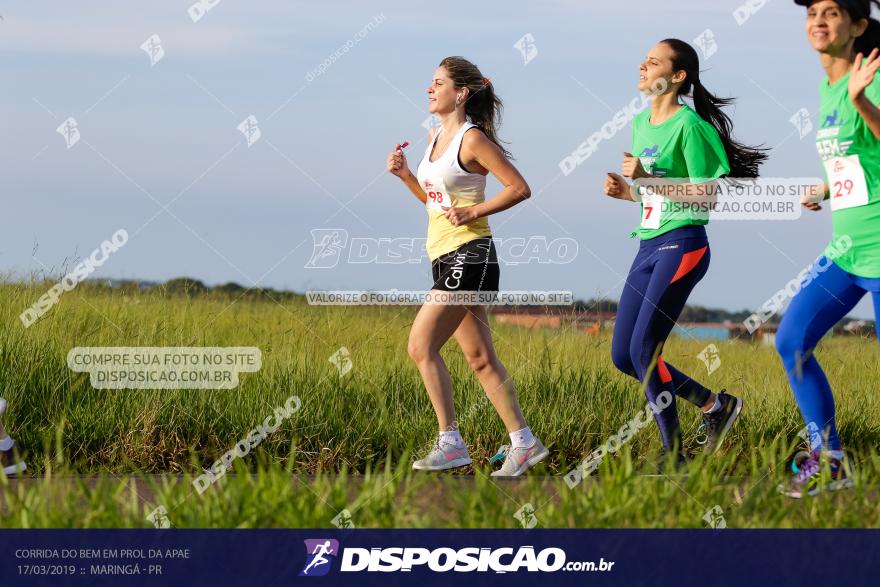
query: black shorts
[{"left": 431, "top": 237, "right": 500, "bottom": 292}]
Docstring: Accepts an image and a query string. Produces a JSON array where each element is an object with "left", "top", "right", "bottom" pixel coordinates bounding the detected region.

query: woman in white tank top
[
  {"left": 386, "top": 56, "right": 548, "bottom": 477},
  {"left": 416, "top": 121, "right": 492, "bottom": 262}
]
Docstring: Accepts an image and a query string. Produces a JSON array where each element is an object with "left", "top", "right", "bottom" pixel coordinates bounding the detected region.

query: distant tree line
[
  {"left": 94, "top": 278, "right": 304, "bottom": 301},
  {"left": 574, "top": 298, "right": 759, "bottom": 323},
  {"left": 84, "top": 281, "right": 873, "bottom": 329},
  {"left": 573, "top": 297, "right": 874, "bottom": 329}
]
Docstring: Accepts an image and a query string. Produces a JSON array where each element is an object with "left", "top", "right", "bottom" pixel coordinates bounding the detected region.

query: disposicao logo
[{"left": 300, "top": 539, "right": 340, "bottom": 577}]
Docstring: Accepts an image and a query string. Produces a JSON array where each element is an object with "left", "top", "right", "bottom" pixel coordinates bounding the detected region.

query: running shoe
[
  {"left": 490, "top": 439, "right": 549, "bottom": 478},
  {"left": 698, "top": 390, "right": 743, "bottom": 454},
  {"left": 778, "top": 450, "right": 853, "bottom": 498},
  {"left": 1, "top": 440, "right": 27, "bottom": 477},
  {"left": 656, "top": 450, "right": 688, "bottom": 474},
  {"left": 412, "top": 440, "right": 472, "bottom": 471}
]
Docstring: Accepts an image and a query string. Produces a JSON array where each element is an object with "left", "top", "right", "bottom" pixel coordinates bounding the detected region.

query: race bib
[
  {"left": 640, "top": 191, "right": 663, "bottom": 229},
  {"left": 423, "top": 178, "right": 452, "bottom": 212},
  {"left": 825, "top": 155, "right": 869, "bottom": 211}
]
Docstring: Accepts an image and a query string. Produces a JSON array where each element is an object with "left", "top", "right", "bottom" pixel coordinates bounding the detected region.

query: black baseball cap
[{"left": 794, "top": 0, "right": 872, "bottom": 20}]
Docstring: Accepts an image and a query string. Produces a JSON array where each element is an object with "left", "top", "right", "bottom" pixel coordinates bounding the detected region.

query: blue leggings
[
  {"left": 775, "top": 257, "right": 880, "bottom": 452},
  {"left": 612, "top": 226, "right": 713, "bottom": 450}
]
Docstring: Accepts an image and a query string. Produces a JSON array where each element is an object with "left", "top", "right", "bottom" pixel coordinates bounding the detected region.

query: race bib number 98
[
  {"left": 424, "top": 178, "right": 452, "bottom": 212},
  {"left": 825, "top": 155, "right": 869, "bottom": 211}
]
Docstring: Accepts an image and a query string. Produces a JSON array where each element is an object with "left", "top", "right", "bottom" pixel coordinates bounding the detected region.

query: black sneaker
[
  {"left": 1, "top": 440, "right": 27, "bottom": 477},
  {"left": 656, "top": 450, "right": 688, "bottom": 474},
  {"left": 699, "top": 391, "right": 743, "bottom": 454}
]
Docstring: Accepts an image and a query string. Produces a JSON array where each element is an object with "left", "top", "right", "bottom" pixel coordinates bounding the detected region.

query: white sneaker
[
  {"left": 491, "top": 439, "right": 549, "bottom": 477},
  {"left": 413, "top": 440, "right": 472, "bottom": 471},
  {"left": 1, "top": 440, "right": 27, "bottom": 477}
]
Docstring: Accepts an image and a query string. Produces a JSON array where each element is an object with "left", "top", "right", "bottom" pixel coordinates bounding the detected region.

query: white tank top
[
  {"left": 417, "top": 122, "right": 487, "bottom": 210},
  {"left": 416, "top": 122, "right": 492, "bottom": 260}
]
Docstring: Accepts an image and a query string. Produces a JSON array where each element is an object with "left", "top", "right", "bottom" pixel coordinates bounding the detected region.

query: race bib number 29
[{"left": 825, "top": 154, "right": 869, "bottom": 211}]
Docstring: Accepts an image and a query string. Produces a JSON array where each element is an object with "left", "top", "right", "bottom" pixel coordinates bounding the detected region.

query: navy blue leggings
[
  {"left": 612, "top": 226, "right": 713, "bottom": 450},
  {"left": 776, "top": 257, "right": 880, "bottom": 452}
]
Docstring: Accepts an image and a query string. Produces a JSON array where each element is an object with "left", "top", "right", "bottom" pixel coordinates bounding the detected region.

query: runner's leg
[
  {"left": 776, "top": 260, "right": 865, "bottom": 452},
  {"left": 407, "top": 297, "right": 469, "bottom": 431},
  {"left": 629, "top": 243, "right": 711, "bottom": 451},
  {"left": 453, "top": 306, "right": 526, "bottom": 433},
  {"left": 614, "top": 246, "right": 713, "bottom": 409}
]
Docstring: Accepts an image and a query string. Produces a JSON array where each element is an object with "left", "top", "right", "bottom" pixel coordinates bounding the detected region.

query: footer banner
[{"left": 0, "top": 529, "right": 876, "bottom": 585}]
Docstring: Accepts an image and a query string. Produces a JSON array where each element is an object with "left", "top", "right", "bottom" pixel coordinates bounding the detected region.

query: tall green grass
[{"left": 1, "top": 282, "right": 878, "bottom": 527}]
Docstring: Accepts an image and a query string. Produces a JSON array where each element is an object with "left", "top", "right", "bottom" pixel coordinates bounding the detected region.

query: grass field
[{"left": 1, "top": 282, "right": 879, "bottom": 528}]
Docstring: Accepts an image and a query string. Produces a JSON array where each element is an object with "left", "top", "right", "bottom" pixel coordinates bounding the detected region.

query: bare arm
[
  {"left": 619, "top": 151, "right": 719, "bottom": 202},
  {"left": 604, "top": 173, "right": 637, "bottom": 201},
  {"left": 387, "top": 131, "right": 430, "bottom": 204},
  {"left": 445, "top": 129, "right": 530, "bottom": 226},
  {"left": 850, "top": 49, "right": 880, "bottom": 141},
  {"left": 853, "top": 94, "right": 880, "bottom": 141},
  {"left": 399, "top": 170, "right": 427, "bottom": 204},
  {"left": 631, "top": 178, "right": 722, "bottom": 203},
  {"left": 802, "top": 181, "right": 830, "bottom": 211}
]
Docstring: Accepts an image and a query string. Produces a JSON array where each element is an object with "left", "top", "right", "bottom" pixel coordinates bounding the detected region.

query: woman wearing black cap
[{"left": 776, "top": 0, "right": 880, "bottom": 497}]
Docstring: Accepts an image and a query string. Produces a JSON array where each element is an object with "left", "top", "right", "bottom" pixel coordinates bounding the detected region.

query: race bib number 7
[
  {"left": 424, "top": 178, "right": 452, "bottom": 212},
  {"left": 640, "top": 192, "right": 663, "bottom": 229},
  {"left": 825, "top": 155, "right": 869, "bottom": 211}
]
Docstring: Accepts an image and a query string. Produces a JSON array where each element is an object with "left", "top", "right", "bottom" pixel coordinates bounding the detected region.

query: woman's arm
[
  {"left": 620, "top": 150, "right": 720, "bottom": 203},
  {"left": 853, "top": 94, "right": 880, "bottom": 141},
  {"left": 398, "top": 169, "right": 428, "bottom": 204},
  {"left": 802, "top": 181, "right": 829, "bottom": 211},
  {"left": 387, "top": 132, "right": 429, "bottom": 204},
  {"left": 445, "top": 129, "right": 531, "bottom": 227},
  {"left": 850, "top": 49, "right": 880, "bottom": 141},
  {"left": 604, "top": 173, "right": 638, "bottom": 201},
  {"left": 630, "top": 177, "right": 721, "bottom": 203}
]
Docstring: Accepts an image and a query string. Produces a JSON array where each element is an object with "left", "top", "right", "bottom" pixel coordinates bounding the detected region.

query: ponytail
[
  {"left": 661, "top": 39, "right": 767, "bottom": 178},
  {"left": 853, "top": 0, "right": 880, "bottom": 55},
  {"left": 439, "top": 56, "right": 512, "bottom": 159},
  {"left": 857, "top": 17, "right": 880, "bottom": 54},
  {"left": 691, "top": 79, "right": 766, "bottom": 177}
]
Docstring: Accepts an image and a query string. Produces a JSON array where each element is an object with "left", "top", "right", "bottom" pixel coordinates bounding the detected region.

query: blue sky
[{"left": 2, "top": 0, "right": 875, "bottom": 317}]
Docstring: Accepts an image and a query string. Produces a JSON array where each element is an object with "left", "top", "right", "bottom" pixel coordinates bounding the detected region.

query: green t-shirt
[
  {"left": 631, "top": 104, "right": 731, "bottom": 240},
  {"left": 816, "top": 68, "right": 880, "bottom": 278}
]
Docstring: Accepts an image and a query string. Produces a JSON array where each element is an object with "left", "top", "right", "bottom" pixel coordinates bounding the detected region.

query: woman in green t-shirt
[
  {"left": 777, "top": 0, "right": 880, "bottom": 498},
  {"left": 603, "top": 39, "right": 766, "bottom": 469}
]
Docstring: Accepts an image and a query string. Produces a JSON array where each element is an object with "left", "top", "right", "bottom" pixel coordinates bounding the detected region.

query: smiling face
[
  {"left": 805, "top": 0, "right": 866, "bottom": 55},
  {"left": 638, "top": 43, "right": 684, "bottom": 94},
  {"left": 427, "top": 66, "right": 465, "bottom": 115}
]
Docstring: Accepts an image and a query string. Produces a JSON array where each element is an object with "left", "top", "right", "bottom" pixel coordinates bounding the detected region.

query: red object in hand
[{"left": 396, "top": 141, "right": 409, "bottom": 151}]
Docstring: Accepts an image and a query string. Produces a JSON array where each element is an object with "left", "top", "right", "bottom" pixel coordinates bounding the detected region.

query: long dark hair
[
  {"left": 840, "top": 0, "right": 880, "bottom": 54},
  {"left": 439, "top": 56, "right": 512, "bottom": 159},
  {"left": 660, "top": 39, "right": 767, "bottom": 178}
]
